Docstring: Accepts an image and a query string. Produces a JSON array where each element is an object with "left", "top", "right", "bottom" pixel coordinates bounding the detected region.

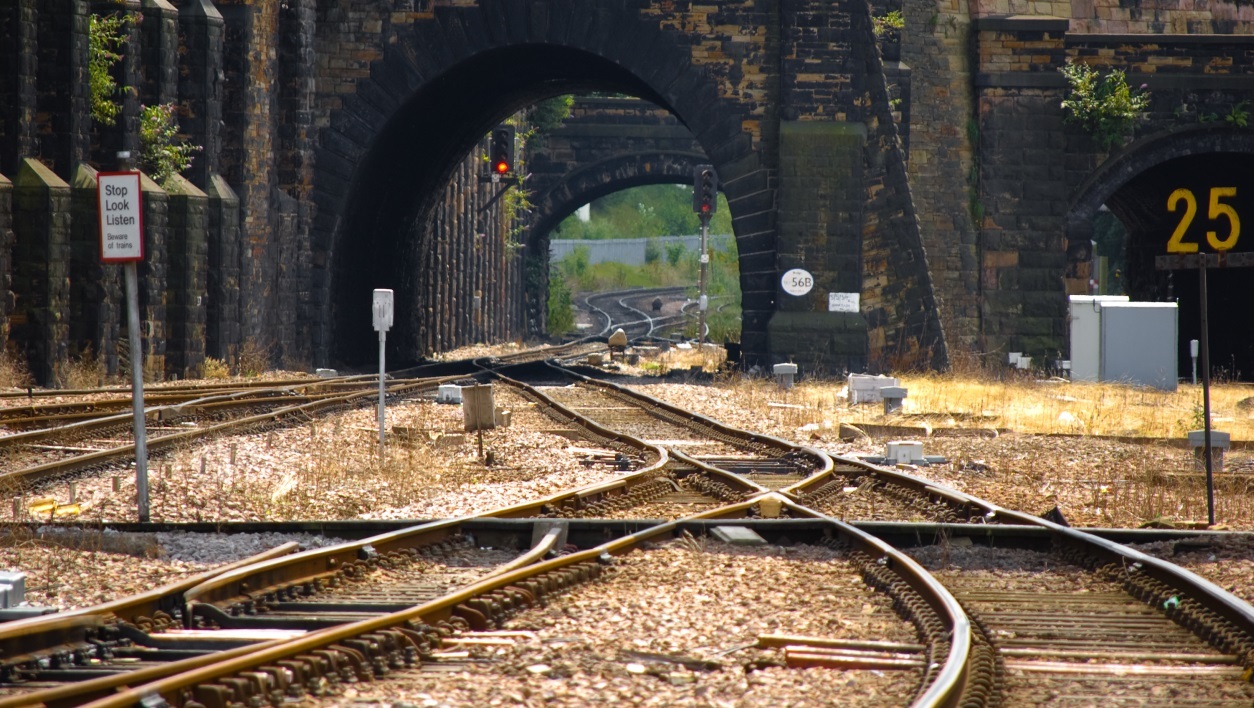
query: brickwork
[
  {"left": 178, "top": 0, "right": 225, "bottom": 187},
  {"left": 141, "top": 0, "right": 179, "bottom": 106},
  {"left": 205, "top": 175, "right": 241, "bottom": 363},
  {"left": 219, "top": 1, "right": 279, "bottom": 354},
  {"left": 525, "top": 96, "right": 707, "bottom": 333},
  {"left": 94, "top": 1, "right": 143, "bottom": 180},
  {"left": 137, "top": 174, "right": 168, "bottom": 379},
  {"left": 11, "top": 159, "right": 71, "bottom": 386},
  {"left": 25, "top": 1, "right": 1254, "bottom": 380},
  {"left": 858, "top": 3, "right": 947, "bottom": 372},
  {"left": 0, "top": 174, "right": 12, "bottom": 349},
  {"left": 972, "top": 13, "right": 1254, "bottom": 362},
  {"left": 69, "top": 165, "right": 123, "bottom": 377},
  {"left": 0, "top": 0, "right": 38, "bottom": 176},
  {"left": 37, "top": 1, "right": 92, "bottom": 177},
  {"left": 1069, "top": 0, "right": 1254, "bottom": 34},
  {"left": 165, "top": 174, "right": 208, "bottom": 379},
  {"left": 900, "top": 0, "right": 980, "bottom": 354}
]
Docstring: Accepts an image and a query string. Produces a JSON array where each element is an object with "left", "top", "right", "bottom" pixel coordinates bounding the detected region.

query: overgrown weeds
[
  {"left": 235, "top": 339, "right": 273, "bottom": 377},
  {"left": 0, "top": 349, "right": 30, "bottom": 389}
]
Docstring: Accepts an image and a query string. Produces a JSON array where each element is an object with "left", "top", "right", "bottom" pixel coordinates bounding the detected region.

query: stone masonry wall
[
  {"left": 11, "top": 159, "right": 71, "bottom": 386},
  {"left": 0, "top": 0, "right": 38, "bottom": 177},
  {"left": 901, "top": 0, "right": 981, "bottom": 356},
  {"left": 973, "top": 12, "right": 1254, "bottom": 362},
  {"left": 69, "top": 165, "right": 123, "bottom": 377},
  {"left": 0, "top": 175, "right": 12, "bottom": 351}
]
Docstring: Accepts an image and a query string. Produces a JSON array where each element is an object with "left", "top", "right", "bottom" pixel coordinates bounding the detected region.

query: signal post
[
  {"left": 1155, "top": 185, "right": 1249, "bottom": 526},
  {"left": 693, "top": 165, "right": 717, "bottom": 346},
  {"left": 98, "top": 155, "right": 150, "bottom": 522}
]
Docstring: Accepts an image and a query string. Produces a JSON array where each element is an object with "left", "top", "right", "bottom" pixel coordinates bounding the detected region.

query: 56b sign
[{"left": 1167, "top": 186, "right": 1241, "bottom": 253}]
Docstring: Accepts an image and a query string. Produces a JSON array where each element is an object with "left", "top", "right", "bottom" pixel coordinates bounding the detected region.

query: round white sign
[{"left": 781, "top": 268, "right": 814, "bottom": 296}]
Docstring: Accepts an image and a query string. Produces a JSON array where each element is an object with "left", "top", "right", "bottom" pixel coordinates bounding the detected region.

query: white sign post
[
  {"left": 98, "top": 167, "right": 149, "bottom": 522},
  {"left": 372, "top": 289, "right": 394, "bottom": 457}
]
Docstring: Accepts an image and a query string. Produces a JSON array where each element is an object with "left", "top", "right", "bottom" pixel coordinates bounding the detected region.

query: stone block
[{"left": 710, "top": 526, "right": 767, "bottom": 546}]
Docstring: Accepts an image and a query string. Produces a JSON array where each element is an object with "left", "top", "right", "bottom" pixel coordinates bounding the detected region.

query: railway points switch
[
  {"left": 847, "top": 374, "right": 901, "bottom": 404},
  {"left": 1188, "top": 429, "right": 1230, "bottom": 472},
  {"left": 0, "top": 571, "right": 25, "bottom": 608},
  {"left": 881, "top": 387, "right": 907, "bottom": 415},
  {"left": 773, "top": 363, "right": 798, "bottom": 390},
  {"left": 437, "top": 384, "right": 463, "bottom": 404},
  {"left": 885, "top": 441, "right": 925, "bottom": 465}
]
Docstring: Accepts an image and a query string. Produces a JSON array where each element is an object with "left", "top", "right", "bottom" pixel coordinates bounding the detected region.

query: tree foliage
[{"left": 555, "top": 184, "right": 733, "bottom": 240}]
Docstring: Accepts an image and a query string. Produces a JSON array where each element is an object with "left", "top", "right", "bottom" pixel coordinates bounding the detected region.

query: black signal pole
[{"left": 1197, "top": 260, "right": 1214, "bottom": 526}]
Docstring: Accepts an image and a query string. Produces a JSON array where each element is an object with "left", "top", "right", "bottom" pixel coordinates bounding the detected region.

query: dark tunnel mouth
[
  {"left": 1092, "top": 150, "right": 1254, "bottom": 380},
  {"left": 328, "top": 44, "right": 685, "bottom": 366}
]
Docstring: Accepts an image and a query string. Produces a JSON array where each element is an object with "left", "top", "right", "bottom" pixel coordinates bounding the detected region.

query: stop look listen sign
[{"left": 98, "top": 172, "right": 144, "bottom": 262}]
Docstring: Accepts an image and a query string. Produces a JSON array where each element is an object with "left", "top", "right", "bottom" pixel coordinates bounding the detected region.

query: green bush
[
  {"left": 1059, "top": 61, "right": 1150, "bottom": 151},
  {"left": 140, "top": 103, "right": 201, "bottom": 187},
  {"left": 644, "top": 237, "right": 662, "bottom": 265},
  {"left": 547, "top": 267, "right": 575, "bottom": 335}
]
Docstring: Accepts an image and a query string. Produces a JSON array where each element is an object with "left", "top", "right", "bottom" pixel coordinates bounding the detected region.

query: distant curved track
[{"left": 580, "top": 286, "right": 691, "bottom": 341}]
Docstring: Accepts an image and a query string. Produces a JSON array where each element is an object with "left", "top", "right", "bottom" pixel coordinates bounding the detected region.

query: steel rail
[
  {"left": 990, "top": 506, "right": 1254, "bottom": 660},
  {"left": 74, "top": 500, "right": 968, "bottom": 708},
  {"left": 0, "top": 377, "right": 453, "bottom": 486},
  {"left": 582, "top": 286, "right": 690, "bottom": 338},
  {"left": 0, "top": 543, "right": 301, "bottom": 708},
  {"left": 539, "top": 361, "right": 831, "bottom": 469}
]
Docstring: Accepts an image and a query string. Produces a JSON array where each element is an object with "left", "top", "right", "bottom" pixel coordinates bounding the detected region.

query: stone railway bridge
[{"left": 1, "top": 0, "right": 1253, "bottom": 386}]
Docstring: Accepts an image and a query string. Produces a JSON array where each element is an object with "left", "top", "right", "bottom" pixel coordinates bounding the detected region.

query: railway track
[
  {"left": 0, "top": 510, "right": 974, "bottom": 707},
  {"left": 581, "top": 287, "right": 692, "bottom": 341},
  {"left": 0, "top": 339, "right": 616, "bottom": 495},
  {"left": 0, "top": 328, "right": 1252, "bottom": 705}
]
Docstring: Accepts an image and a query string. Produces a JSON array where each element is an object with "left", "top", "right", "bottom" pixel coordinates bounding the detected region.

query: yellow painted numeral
[
  {"left": 1167, "top": 188, "right": 1198, "bottom": 253},
  {"left": 1207, "top": 186, "right": 1240, "bottom": 251},
  {"left": 1166, "top": 187, "right": 1241, "bottom": 253}
]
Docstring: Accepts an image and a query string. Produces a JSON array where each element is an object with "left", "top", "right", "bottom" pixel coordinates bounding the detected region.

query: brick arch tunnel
[
  {"left": 1067, "top": 126, "right": 1254, "bottom": 379},
  {"left": 527, "top": 151, "right": 711, "bottom": 251},
  {"left": 522, "top": 149, "right": 730, "bottom": 336},
  {"left": 311, "top": 12, "right": 772, "bottom": 368}
]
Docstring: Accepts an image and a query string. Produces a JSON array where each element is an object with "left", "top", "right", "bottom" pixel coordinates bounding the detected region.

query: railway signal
[
  {"left": 692, "top": 165, "right": 718, "bottom": 346},
  {"left": 491, "top": 125, "right": 515, "bottom": 177},
  {"left": 693, "top": 165, "right": 718, "bottom": 219}
]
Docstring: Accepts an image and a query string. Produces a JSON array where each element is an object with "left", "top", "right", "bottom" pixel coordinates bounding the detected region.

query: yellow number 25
[{"left": 1167, "top": 187, "right": 1240, "bottom": 253}]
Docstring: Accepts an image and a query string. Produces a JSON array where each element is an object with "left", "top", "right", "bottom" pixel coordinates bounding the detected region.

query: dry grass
[
  {"left": 0, "top": 349, "right": 31, "bottom": 389},
  {"left": 764, "top": 373, "right": 1254, "bottom": 440},
  {"left": 235, "top": 339, "right": 274, "bottom": 378},
  {"left": 636, "top": 375, "right": 1254, "bottom": 529},
  {"left": 202, "top": 357, "right": 231, "bottom": 380}
]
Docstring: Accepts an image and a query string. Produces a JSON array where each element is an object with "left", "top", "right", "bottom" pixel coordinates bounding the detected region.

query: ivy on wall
[{"left": 88, "top": 13, "right": 129, "bottom": 126}]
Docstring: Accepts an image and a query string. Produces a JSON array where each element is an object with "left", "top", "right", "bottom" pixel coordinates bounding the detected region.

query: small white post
[
  {"left": 1190, "top": 339, "right": 1199, "bottom": 385},
  {"left": 372, "top": 289, "right": 394, "bottom": 458}
]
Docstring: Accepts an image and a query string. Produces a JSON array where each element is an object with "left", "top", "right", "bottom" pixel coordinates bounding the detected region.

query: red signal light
[{"left": 490, "top": 125, "right": 515, "bottom": 177}]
